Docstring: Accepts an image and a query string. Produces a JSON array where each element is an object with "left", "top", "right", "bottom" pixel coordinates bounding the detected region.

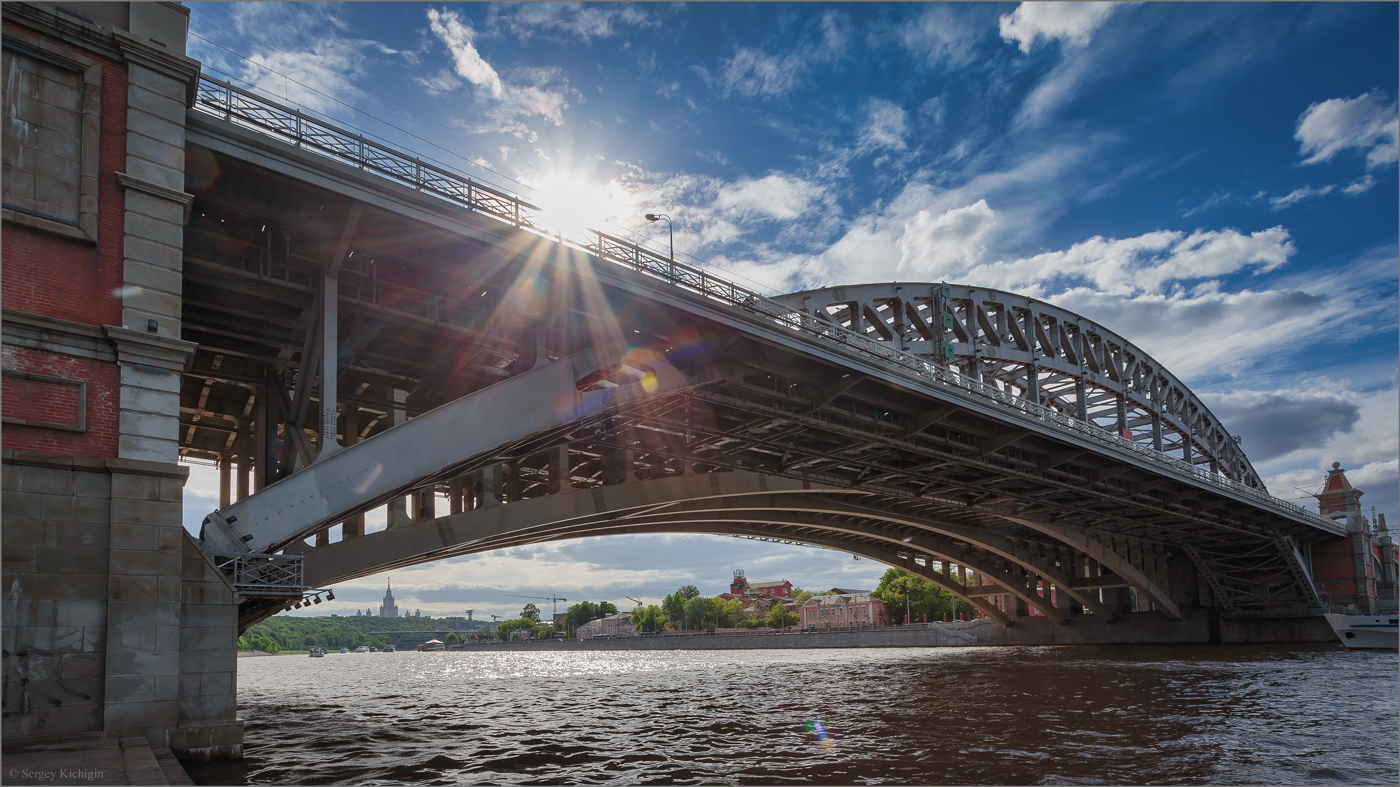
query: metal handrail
[{"left": 190, "top": 76, "right": 1336, "bottom": 534}]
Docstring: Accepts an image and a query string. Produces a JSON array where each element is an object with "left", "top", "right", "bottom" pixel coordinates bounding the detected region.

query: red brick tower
[{"left": 1310, "top": 463, "right": 1393, "bottom": 614}]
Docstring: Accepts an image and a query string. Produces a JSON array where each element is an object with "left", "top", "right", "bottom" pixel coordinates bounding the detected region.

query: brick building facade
[
  {"left": 2, "top": 2, "right": 242, "bottom": 759},
  {"left": 800, "top": 594, "right": 887, "bottom": 630}
]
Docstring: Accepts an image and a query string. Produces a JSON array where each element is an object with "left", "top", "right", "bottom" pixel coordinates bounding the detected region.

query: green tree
[
  {"left": 520, "top": 603, "right": 541, "bottom": 622},
  {"left": 715, "top": 597, "right": 745, "bottom": 628},
  {"left": 597, "top": 601, "right": 618, "bottom": 616},
  {"left": 872, "top": 568, "right": 971, "bottom": 623},
  {"left": 497, "top": 618, "right": 536, "bottom": 641},
  {"left": 630, "top": 604, "right": 665, "bottom": 633},
  {"left": 766, "top": 605, "right": 798, "bottom": 629},
  {"left": 683, "top": 596, "right": 712, "bottom": 631}
]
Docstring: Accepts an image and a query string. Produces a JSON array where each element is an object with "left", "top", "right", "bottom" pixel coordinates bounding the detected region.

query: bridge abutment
[{"left": 2, "top": 451, "right": 242, "bottom": 759}]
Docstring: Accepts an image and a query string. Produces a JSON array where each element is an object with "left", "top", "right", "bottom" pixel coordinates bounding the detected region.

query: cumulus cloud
[
  {"left": 713, "top": 174, "right": 825, "bottom": 221},
  {"left": 897, "top": 200, "right": 998, "bottom": 277},
  {"left": 962, "top": 225, "right": 1294, "bottom": 297},
  {"left": 1269, "top": 183, "right": 1335, "bottom": 211},
  {"left": 999, "top": 2, "right": 1119, "bottom": 53},
  {"left": 1295, "top": 91, "right": 1399, "bottom": 170}
]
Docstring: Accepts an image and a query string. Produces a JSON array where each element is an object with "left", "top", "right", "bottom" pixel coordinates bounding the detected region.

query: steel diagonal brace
[
  {"left": 202, "top": 340, "right": 690, "bottom": 555},
  {"left": 1272, "top": 535, "right": 1325, "bottom": 612}
]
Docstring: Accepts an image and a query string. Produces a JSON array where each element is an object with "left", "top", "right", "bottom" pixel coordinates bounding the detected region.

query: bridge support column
[
  {"left": 386, "top": 390, "right": 412, "bottom": 529},
  {"left": 479, "top": 464, "right": 503, "bottom": 508},
  {"left": 218, "top": 455, "right": 231, "bottom": 510},
  {"left": 236, "top": 429, "right": 251, "bottom": 502},
  {"left": 340, "top": 409, "right": 365, "bottom": 539},
  {"left": 547, "top": 445, "right": 571, "bottom": 495}
]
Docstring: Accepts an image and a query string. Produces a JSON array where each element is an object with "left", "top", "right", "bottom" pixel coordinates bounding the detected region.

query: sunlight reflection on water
[{"left": 188, "top": 644, "right": 1397, "bottom": 786}]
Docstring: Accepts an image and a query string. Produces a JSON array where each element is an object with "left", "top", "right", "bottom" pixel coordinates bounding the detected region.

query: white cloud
[
  {"left": 189, "top": 4, "right": 380, "bottom": 120},
  {"left": 1268, "top": 183, "right": 1335, "bottom": 211},
  {"left": 899, "top": 5, "right": 982, "bottom": 68},
  {"left": 859, "top": 98, "right": 908, "bottom": 152},
  {"left": 427, "top": 7, "right": 503, "bottom": 98},
  {"left": 1343, "top": 174, "right": 1377, "bottom": 196},
  {"left": 713, "top": 174, "right": 824, "bottom": 221},
  {"left": 425, "top": 9, "right": 571, "bottom": 137},
  {"left": 1295, "top": 91, "right": 1399, "bottom": 170},
  {"left": 999, "top": 2, "right": 1119, "bottom": 53},
  {"left": 489, "top": 2, "right": 656, "bottom": 43},
  {"left": 962, "top": 225, "right": 1293, "bottom": 297},
  {"left": 1181, "top": 191, "right": 1232, "bottom": 218},
  {"left": 717, "top": 48, "right": 804, "bottom": 98},
  {"left": 897, "top": 200, "right": 998, "bottom": 277}
]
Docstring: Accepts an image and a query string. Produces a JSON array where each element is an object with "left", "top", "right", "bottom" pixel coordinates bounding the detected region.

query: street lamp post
[{"left": 644, "top": 213, "right": 673, "bottom": 261}]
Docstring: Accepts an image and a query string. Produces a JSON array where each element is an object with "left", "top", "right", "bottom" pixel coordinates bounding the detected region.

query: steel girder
[
  {"left": 201, "top": 343, "right": 693, "bottom": 555},
  {"left": 773, "top": 284, "right": 1258, "bottom": 487},
  {"left": 297, "top": 470, "right": 1185, "bottom": 624}
]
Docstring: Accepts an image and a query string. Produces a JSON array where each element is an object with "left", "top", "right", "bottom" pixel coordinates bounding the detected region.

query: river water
[{"left": 186, "top": 644, "right": 1397, "bottom": 785}]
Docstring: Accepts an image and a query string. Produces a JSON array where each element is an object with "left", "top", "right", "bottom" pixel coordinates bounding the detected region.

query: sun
[{"left": 530, "top": 172, "right": 634, "bottom": 240}]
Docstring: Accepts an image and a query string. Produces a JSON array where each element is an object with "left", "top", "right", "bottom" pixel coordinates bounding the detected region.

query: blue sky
[{"left": 181, "top": 2, "right": 1399, "bottom": 620}]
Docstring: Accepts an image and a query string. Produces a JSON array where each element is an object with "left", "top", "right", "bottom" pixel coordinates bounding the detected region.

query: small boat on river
[
  {"left": 309, "top": 647, "right": 325, "bottom": 658},
  {"left": 1325, "top": 613, "right": 1399, "bottom": 649}
]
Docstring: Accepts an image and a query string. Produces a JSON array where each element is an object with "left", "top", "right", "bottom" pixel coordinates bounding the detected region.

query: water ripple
[{"left": 185, "top": 644, "right": 1397, "bottom": 785}]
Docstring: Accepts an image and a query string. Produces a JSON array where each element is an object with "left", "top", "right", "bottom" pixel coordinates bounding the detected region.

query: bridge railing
[{"left": 191, "top": 77, "right": 1336, "bottom": 535}]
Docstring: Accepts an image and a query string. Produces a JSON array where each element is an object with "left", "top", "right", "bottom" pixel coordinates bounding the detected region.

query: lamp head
[{"left": 645, "top": 214, "right": 659, "bottom": 222}]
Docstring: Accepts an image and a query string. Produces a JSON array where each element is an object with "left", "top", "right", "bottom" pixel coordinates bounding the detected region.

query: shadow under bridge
[{"left": 294, "top": 469, "right": 1189, "bottom": 627}]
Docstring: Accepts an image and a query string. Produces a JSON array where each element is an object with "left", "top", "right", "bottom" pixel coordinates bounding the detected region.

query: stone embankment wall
[{"left": 459, "top": 610, "right": 1337, "bottom": 652}]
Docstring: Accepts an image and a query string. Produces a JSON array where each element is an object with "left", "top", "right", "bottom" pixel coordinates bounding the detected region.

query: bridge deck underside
[{"left": 179, "top": 114, "right": 1334, "bottom": 630}]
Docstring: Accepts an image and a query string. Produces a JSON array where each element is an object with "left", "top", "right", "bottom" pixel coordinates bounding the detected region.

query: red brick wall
[
  {"left": 1, "top": 24, "right": 126, "bottom": 327},
  {"left": 1, "top": 345, "right": 119, "bottom": 456},
  {"left": 2, "top": 22, "right": 128, "bottom": 460}
]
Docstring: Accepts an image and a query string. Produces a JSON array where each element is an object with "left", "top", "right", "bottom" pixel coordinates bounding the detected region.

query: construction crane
[
  {"left": 489, "top": 614, "right": 502, "bottom": 622},
  {"left": 626, "top": 596, "right": 644, "bottom": 609},
  {"left": 506, "top": 593, "right": 567, "bottom": 623}
]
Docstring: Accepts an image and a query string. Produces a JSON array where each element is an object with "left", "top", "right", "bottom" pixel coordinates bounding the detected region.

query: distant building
[
  {"left": 577, "top": 612, "right": 635, "bottom": 640},
  {"left": 379, "top": 579, "right": 399, "bottom": 618},
  {"left": 800, "top": 594, "right": 887, "bottom": 630},
  {"left": 723, "top": 569, "right": 793, "bottom": 600},
  {"left": 827, "top": 588, "right": 870, "bottom": 595}
]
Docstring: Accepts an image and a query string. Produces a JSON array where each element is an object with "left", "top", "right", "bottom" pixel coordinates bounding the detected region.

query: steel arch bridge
[{"left": 179, "top": 77, "right": 1342, "bottom": 633}]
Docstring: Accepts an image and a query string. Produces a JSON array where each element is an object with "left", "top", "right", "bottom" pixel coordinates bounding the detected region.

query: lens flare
[
  {"left": 805, "top": 718, "right": 838, "bottom": 750},
  {"left": 510, "top": 272, "right": 550, "bottom": 321}
]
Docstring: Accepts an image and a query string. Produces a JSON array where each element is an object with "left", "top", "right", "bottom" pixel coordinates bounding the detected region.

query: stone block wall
[
  {"left": 173, "top": 533, "right": 242, "bottom": 760},
  {"left": 1, "top": 455, "right": 111, "bottom": 740},
  {"left": 2, "top": 449, "right": 241, "bottom": 756}
]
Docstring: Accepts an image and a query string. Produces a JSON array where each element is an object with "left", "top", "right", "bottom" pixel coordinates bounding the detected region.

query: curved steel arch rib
[
  {"left": 774, "top": 283, "right": 1257, "bottom": 488},
  {"left": 301, "top": 471, "right": 1177, "bottom": 622}
]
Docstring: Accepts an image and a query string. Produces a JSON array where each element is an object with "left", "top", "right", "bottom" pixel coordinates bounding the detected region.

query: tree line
[{"left": 239, "top": 614, "right": 481, "bottom": 652}]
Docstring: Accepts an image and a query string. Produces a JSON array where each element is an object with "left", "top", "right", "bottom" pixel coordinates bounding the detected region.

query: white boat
[
  {"left": 309, "top": 647, "right": 325, "bottom": 658},
  {"left": 355, "top": 645, "right": 370, "bottom": 653},
  {"left": 1324, "top": 613, "right": 1399, "bottom": 650}
]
